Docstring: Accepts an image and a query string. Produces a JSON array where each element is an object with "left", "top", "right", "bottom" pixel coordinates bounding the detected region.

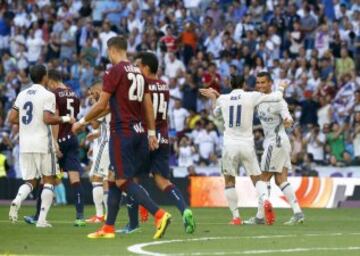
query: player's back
[
  {"left": 103, "top": 61, "right": 146, "bottom": 134},
  {"left": 146, "top": 77, "right": 169, "bottom": 141},
  {"left": 216, "top": 89, "right": 257, "bottom": 143},
  {"left": 15, "top": 84, "right": 55, "bottom": 153},
  {"left": 54, "top": 87, "right": 80, "bottom": 139}
]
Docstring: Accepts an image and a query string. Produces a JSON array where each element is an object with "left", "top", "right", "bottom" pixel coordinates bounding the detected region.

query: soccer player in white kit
[
  {"left": 8, "top": 65, "right": 75, "bottom": 227},
  {"left": 245, "top": 72, "right": 304, "bottom": 225},
  {"left": 200, "top": 75, "right": 288, "bottom": 225},
  {"left": 86, "top": 83, "right": 111, "bottom": 223}
]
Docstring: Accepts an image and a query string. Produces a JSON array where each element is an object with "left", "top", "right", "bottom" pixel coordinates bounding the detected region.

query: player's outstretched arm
[
  {"left": 254, "top": 81, "right": 288, "bottom": 106},
  {"left": 72, "top": 91, "right": 111, "bottom": 134},
  {"left": 8, "top": 108, "right": 19, "bottom": 125},
  {"left": 143, "top": 92, "right": 159, "bottom": 151},
  {"left": 43, "top": 111, "right": 75, "bottom": 125}
]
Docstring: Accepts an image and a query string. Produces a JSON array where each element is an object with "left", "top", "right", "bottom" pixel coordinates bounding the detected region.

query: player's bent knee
[
  {"left": 42, "top": 175, "right": 55, "bottom": 185},
  {"left": 91, "top": 175, "right": 103, "bottom": 183},
  {"left": 224, "top": 175, "right": 236, "bottom": 187},
  {"left": 25, "top": 179, "right": 37, "bottom": 189},
  {"left": 154, "top": 174, "right": 172, "bottom": 191},
  {"left": 68, "top": 171, "right": 80, "bottom": 184}
]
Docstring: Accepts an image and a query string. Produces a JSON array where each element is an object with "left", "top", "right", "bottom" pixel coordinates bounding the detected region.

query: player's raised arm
[
  {"left": 143, "top": 92, "right": 159, "bottom": 151},
  {"left": 253, "top": 81, "right": 288, "bottom": 106}
]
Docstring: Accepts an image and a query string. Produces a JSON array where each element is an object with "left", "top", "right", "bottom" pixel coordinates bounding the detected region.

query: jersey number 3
[
  {"left": 229, "top": 105, "right": 242, "bottom": 127},
  {"left": 128, "top": 73, "right": 145, "bottom": 102},
  {"left": 22, "top": 101, "right": 33, "bottom": 125}
]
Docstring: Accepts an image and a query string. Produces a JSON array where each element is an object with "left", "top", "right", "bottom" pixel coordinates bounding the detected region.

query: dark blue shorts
[
  {"left": 109, "top": 131, "right": 149, "bottom": 179},
  {"left": 148, "top": 144, "right": 170, "bottom": 178},
  {"left": 58, "top": 135, "right": 83, "bottom": 173}
]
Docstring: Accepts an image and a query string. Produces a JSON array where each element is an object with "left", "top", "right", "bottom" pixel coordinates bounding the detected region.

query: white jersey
[
  {"left": 257, "top": 99, "right": 292, "bottom": 147},
  {"left": 98, "top": 113, "right": 111, "bottom": 143},
  {"left": 14, "top": 84, "right": 56, "bottom": 153},
  {"left": 214, "top": 89, "right": 283, "bottom": 143}
]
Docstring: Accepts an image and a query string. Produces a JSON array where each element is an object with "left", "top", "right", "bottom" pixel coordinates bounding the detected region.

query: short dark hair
[
  {"left": 230, "top": 75, "right": 245, "bottom": 89},
  {"left": 29, "top": 65, "right": 47, "bottom": 84},
  {"left": 136, "top": 51, "right": 159, "bottom": 74},
  {"left": 107, "top": 36, "right": 127, "bottom": 51},
  {"left": 257, "top": 71, "right": 272, "bottom": 82},
  {"left": 48, "top": 69, "right": 63, "bottom": 82}
]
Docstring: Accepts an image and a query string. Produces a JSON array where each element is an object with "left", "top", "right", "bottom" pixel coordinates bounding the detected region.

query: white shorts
[
  {"left": 89, "top": 141, "right": 110, "bottom": 178},
  {"left": 221, "top": 142, "right": 261, "bottom": 177},
  {"left": 261, "top": 141, "right": 292, "bottom": 173},
  {"left": 20, "top": 152, "right": 59, "bottom": 180}
]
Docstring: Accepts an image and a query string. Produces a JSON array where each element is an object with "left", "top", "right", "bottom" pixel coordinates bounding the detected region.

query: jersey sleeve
[
  {"left": 279, "top": 100, "right": 292, "bottom": 121},
  {"left": 103, "top": 66, "right": 122, "bottom": 94},
  {"left": 252, "top": 91, "right": 283, "bottom": 106},
  {"left": 213, "top": 96, "right": 223, "bottom": 117},
  {"left": 43, "top": 92, "right": 56, "bottom": 114}
]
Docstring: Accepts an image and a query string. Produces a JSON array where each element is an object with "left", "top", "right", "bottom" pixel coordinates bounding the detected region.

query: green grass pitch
[{"left": 1, "top": 205, "right": 360, "bottom": 255}]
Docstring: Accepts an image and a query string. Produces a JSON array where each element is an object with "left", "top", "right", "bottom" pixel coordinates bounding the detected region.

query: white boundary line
[{"left": 127, "top": 233, "right": 360, "bottom": 256}]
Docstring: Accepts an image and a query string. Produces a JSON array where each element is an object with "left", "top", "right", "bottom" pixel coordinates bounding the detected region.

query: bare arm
[
  {"left": 83, "top": 92, "right": 110, "bottom": 122},
  {"left": 143, "top": 93, "right": 156, "bottom": 131},
  {"left": 8, "top": 109, "right": 19, "bottom": 125},
  {"left": 142, "top": 93, "right": 159, "bottom": 151},
  {"left": 43, "top": 111, "right": 73, "bottom": 125}
]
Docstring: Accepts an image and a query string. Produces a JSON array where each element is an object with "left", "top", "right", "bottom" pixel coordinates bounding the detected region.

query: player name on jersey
[
  {"left": 57, "top": 90, "right": 77, "bottom": 98},
  {"left": 148, "top": 83, "right": 169, "bottom": 92},
  {"left": 124, "top": 65, "right": 141, "bottom": 74}
]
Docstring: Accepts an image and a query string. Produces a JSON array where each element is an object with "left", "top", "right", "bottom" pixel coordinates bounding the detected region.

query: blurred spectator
[
  {"left": 336, "top": 47, "right": 356, "bottom": 78},
  {"left": 300, "top": 90, "right": 320, "bottom": 126},
  {"left": 172, "top": 99, "right": 190, "bottom": 134},
  {"left": 327, "top": 122, "right": 346, "bottom": 165},
  {"left": 194, "top": 122, "right": 219, "bottom": 166},
  {"left": 304, "top": 125, "right": 326, "bottom": 164}
]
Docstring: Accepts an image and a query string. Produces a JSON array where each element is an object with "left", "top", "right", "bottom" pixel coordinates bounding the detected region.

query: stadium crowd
[{"left": 0, "top": 0, "right": 359, "bottom": 180}]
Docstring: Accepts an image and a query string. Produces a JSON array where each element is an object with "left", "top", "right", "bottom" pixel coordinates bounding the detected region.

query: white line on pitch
[{"left": 127, "top": 233, "right": 360, "bottom": 256}]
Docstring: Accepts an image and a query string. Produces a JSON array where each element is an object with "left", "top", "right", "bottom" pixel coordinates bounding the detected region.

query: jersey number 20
[
  {"left": 229, "top": 105, "right": 242, "bottom": 127},
  {"left": 128, "top": 73, "right": 145, "bottom": 102},
  {"left": 22, "top": 101, "right": 33, "bottom": 125}
]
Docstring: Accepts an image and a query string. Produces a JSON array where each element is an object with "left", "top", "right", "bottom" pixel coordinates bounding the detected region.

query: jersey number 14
[{"left": 229, "top": 105, "right": 242, "bottom": 127}]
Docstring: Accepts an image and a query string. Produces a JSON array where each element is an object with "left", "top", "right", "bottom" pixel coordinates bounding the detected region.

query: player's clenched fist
[
  {"left": 148, "top": 135, "right": 159, "bottom": 151},
  {"left": 278, "top": 81, "right": 289, "bottom": 91}
]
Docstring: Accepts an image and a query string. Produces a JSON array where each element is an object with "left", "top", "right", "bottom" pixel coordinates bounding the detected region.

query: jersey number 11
[{"left": 229, "top": 105, "right": 242, "bottom": 127}]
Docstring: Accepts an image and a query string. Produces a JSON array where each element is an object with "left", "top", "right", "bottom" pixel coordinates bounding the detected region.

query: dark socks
[
  {"left": 164, "top": 184, "right": 187, "bottom": 214},
  {"left": 125, "top": 194, "right": 139, "bottom": 229},
  {"left": 105, "top": 182, "right": 122, "bottom": 226},
  {"left": 71, "top": 182, "right": 84, "bottom": 220},
  {"left": 124, "top": 182, "right": 159, "bottom": 215}
]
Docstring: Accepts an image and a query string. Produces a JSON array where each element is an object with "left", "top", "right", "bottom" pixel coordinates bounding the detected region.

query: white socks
[
  {"left": 92, "top": 182, "right": 104, "bottom": 217},
  {"left": 280, "top": 182, "right": 302, "bottom": 214},
  {"left": 224, "top": 187, "right": 239, "bottom": 219},
  {"left": 255, "top": 181, "right": 268, "bottom": 219},
  {"left": 38, "top": 184, "right": 54, "bottom": 224},
  {"left": 13, "top": 183, "right": 33, "bottom": 207}
]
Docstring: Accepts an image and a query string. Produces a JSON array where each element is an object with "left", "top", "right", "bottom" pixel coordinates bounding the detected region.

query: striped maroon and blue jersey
[
  {"left": 144, "top": 77, "right": 169, "bottom": 143},
  {"left": 54, "top": 87, "right": 80, "bottom": 139},
  {"left": 103, "top": 61, "right": 148, "bottom": 135}
]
